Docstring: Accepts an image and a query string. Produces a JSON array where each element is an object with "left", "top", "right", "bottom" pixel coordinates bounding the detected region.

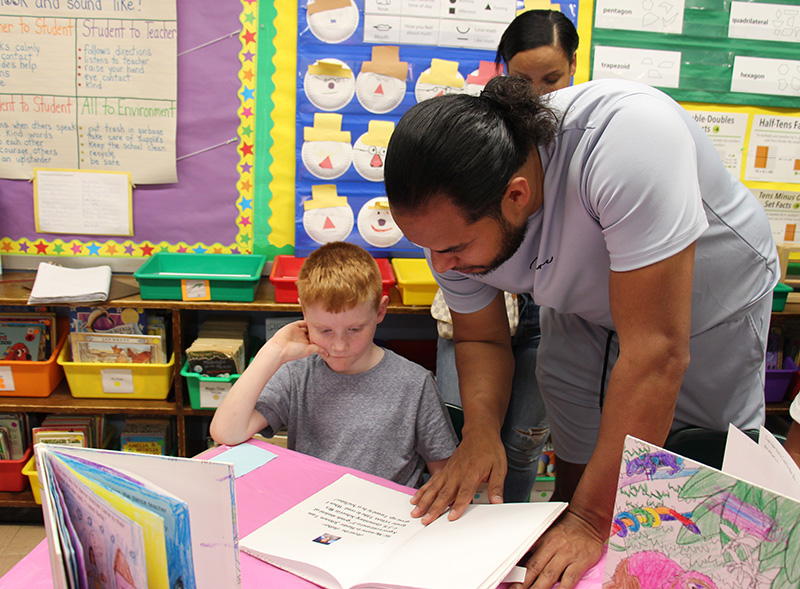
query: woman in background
[
  {"left": 435, "top": 10, "right": 580, "bottom": 503},
  {"left": 496, "top": 9, "right": 579, "bottom": 92}
]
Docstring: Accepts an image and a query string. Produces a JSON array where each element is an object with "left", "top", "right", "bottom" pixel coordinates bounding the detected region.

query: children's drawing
[{"left": 603, "top": 437, "right": 800, "bottom": 589}]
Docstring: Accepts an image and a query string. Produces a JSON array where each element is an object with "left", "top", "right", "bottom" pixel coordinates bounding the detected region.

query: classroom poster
[
  {"left": 0, "top": 2, "right": 177, "bottom": 184},
  {"left": 0, "top": 1, "right": 253, "bottom": 262},
  {"left": 292, "top": 0, "right": 579, "bottom": 258}
]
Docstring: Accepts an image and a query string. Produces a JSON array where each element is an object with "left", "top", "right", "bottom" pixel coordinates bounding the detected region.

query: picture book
[
  {"left": 603, "top": 430, "right": 800, "bottom": 589},
  {"left": 68, "top": 306, "right": 147, "bottom": 335},
  {"left": 36, "top": 444, "right": 241, "bottom": 589},
  {"left": 70, "top": 332, "right": 165, "bottom": 364},
  {"left": 239, "top": 472, "right": 567, "bottom": 589},
  {"left": 0, "top": 311, "right": 56, "bottom": 359},
  {"left": 0, "top": 322, "right": 45, "bottom": 361},
  {"left": 121, "top": 418, "right": 172, "bottom": 455},
  {"left": 0, "top": 412, "right": 28, "bottom": 460}
]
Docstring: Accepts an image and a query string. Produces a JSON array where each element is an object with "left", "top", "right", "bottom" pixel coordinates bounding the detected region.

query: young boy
[{"left": 209, "top": 241, "right": 458, "bottom": 487}]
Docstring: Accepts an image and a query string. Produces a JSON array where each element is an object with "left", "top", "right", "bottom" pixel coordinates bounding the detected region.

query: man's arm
[
  {"left": 517, "top": 243, "right": 695, "bottom": 589},
  {"left": 209, "top": 320, "right": 322, "bottom": 446},
  {"left": 411, "top": 291, "right": 514, "bottom": 523}
]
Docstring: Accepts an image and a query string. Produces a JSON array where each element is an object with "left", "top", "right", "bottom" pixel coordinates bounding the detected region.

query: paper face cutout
[
  {"left": 357, "top": 197, "right": 403, "bottom": 248},
  {"left": 355, "top": 71, "right": 407, "bottom": 113},
  {"left": 414, "top": 60, "right": 465, "bottom": 103},
  {"left": 352, "top": 121, "right": 394, "bottom": 182},
  {"left": 302, "top": 113, "right": 353, "bottom": 179},
  {"left": 303, "top": 185, "right": 354, "bottom": 244},
  {"left": 304, "top": 59, "right": 356, "bottom": 111},
  {"left": 306, "top": 0, "right": 359, "bottom": 44},
  {"left": 301, "top": 140, "right": 353, "bottom": 179}
]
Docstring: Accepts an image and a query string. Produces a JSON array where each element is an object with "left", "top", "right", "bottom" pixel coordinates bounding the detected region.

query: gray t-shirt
[
  {"left": 255, "top": 348, "right": 457, "bottom": 487},
  {"left": 435, "top": 79, "right": 778, "bottom": 333}
]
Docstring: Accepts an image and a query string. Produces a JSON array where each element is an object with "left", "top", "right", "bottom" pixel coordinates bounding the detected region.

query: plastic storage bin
[
  {"left": 765, "top": 356, "right": 798, "bottom": 402},
  {"left": 270, "top": 255, "right": 395, "bottom": 304},
  {"left": 21, "top": 455, "right": 40, "bottom": 504},
  {"left": 773, "top": 282, "right": 793, "bottom": 312},
  {"left": 181, "top": 360, "right": 243, "bottom": 409},
  {"left": 134, "top": 252, "right": 266, "bottom": 302},
  {"left": 0, "top": 328, "right": 67, "bottom": 397},
  {"left": 57, "top": 340, "right": 174, "bottom": 400},
  {"left": 0, "top": 446, "right": 33, "bottom": 493},
  {"left": 391, "top": 258, "right": 437, "bottom": 305}
]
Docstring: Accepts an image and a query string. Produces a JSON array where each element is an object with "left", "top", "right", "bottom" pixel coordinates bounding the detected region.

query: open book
[
  {"left": 240, "top": 473, "right": 566, "bottom": 589},
  {"left": 604, "top": 429, "right": 800, "bottom": 588},
  {"left": 35, "top": 444, "right": 241, "bottom": 589}
]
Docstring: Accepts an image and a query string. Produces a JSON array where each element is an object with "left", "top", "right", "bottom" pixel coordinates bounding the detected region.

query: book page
[
  {"left": 359, "top": 502, "right": 566, "bottom": 589},
  {"left": 240, "top": 473, "right": 425, "bottom": 589},
  {"left": 46, "top": 452, "right": 149, "bottom": 589},
  {"left": 722, "top": 424, "right": 800, "bottom": 501},
  {"left": 57, "top": 450, "right": 195, "bottom": 589},
  {"left": 49, "top": 445, "right": 240, "bottom": 589}
]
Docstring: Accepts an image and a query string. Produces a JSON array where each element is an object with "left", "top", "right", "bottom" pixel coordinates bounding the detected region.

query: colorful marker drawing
[{"left": 603, "top": 436, "right": 800, "bottom": 589}]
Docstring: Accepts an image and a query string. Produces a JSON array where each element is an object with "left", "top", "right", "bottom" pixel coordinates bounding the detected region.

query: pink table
[{"left": 0, "top": 439, "right": 604, "bottom": 588}]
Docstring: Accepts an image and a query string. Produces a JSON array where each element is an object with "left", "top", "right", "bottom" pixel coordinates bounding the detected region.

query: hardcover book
[{"left": 36, "top": 444, "right": 241, "bottom": 589}]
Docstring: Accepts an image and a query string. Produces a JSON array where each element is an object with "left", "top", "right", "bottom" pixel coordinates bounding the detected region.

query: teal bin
[
  {"left": 134, "top": 253, "right": 266, "bottom": 302},
  {"left": 773, "top": 282, "right": 793, "bottom": 312}
]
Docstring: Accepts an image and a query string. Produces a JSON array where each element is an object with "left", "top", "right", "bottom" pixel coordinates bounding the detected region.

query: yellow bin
[
  {"left": 57, "top": 341, "right": 174, "bottom": 399},
  {"left": 391, "top": 258, "right": 438, "bottom": 305},
  {"left": 21, "top": 456, "right": 41, "bottom": 504}
]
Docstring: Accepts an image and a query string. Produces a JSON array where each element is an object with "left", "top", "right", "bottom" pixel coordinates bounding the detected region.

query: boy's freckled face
[{"left": 302, "top": 301, "right": 382, "bottom": 375}]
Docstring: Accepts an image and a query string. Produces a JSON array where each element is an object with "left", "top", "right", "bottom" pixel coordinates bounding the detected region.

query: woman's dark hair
[
  {"left": 495, "top": 10, "right": 579, "bottom": 68},
  {"left": 384, "top": 76, "right": 559, "bottom": 223}
]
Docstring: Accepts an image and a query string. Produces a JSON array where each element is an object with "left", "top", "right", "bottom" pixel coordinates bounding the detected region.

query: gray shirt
[
  {"left": 255, "top": 348, "right": 457, "bottom": 487},
  {"left": 435, "top": 79, "right": 778, "bottom": 333}
]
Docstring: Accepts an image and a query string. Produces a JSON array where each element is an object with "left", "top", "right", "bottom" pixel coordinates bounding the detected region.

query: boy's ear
[{"left": 376, "top": 295, "right": 390, "bottom": 323}]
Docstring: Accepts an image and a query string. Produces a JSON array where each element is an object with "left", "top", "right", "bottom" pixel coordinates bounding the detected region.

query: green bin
[{"left": 134, "top": 253, "right": 266, "bottom": 302}]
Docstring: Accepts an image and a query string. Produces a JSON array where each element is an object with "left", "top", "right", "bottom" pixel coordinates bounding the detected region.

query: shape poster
[
  {"left": 0, "top": 2, "right": 177, "bottom": 184},
  {"left": 587, "top": 0, "right": 800, "bottom": 108}
]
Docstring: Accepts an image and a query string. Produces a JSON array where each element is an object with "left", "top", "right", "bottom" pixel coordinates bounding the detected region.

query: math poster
[{"left": 0, "top": 1, "right": 177, "bottom": 184}]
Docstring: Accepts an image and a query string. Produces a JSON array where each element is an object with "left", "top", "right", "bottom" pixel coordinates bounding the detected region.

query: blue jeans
[{"left": 435, "top": 294, "right": 549, "bottom": 502}]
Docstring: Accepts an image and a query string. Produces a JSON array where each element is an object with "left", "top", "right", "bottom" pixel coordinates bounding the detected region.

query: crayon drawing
[{"left": 603, "top": 436, "right": 800, "bottom": 589}]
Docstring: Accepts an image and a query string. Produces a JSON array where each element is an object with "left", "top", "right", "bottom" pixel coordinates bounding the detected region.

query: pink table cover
[{"left": 0, "top": 439, "right": 604, "bottom": 588}]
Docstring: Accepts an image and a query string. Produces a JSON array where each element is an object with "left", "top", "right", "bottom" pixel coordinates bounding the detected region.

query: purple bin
[{"left": 765, "top": 356, "right": 799, "bottom": 402}]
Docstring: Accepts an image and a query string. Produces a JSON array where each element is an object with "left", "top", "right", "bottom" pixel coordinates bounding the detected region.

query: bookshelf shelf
[{"left": 0, "top": 270, "right": 432, "bottom": 510}]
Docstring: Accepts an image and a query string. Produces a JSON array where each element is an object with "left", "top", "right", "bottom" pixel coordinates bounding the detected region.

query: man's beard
[{"left": 462, "top": 216, "right": 528, "bottom": 277}]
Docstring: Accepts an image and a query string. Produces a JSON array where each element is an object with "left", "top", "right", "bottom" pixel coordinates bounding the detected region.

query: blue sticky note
[{"left": 210, "top": 443, "right": 277, "bottom": 478}]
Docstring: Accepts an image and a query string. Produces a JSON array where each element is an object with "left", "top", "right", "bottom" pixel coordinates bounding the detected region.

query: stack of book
[
  {"left": 68, "top": 306, "right": 168, "bottom": 364},
  {"left": 121, "top": 417, "right": 172, "bottom": 455},
  {"left": 0, "top": 412, "right": 29, "bottom": 460},
  {"left": 32, "top": 414, "right": 108, "bottom": 448},
  {"left": 0, "top": 310, "right": 57, "bottom": 362},
  {"left": 185, "top": 317, "right": 249, "bottom": 377}
]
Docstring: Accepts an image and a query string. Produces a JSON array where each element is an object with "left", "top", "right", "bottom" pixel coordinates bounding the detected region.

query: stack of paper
[{"left": 28, "top": 263, "right": 112, "bottom": 305}]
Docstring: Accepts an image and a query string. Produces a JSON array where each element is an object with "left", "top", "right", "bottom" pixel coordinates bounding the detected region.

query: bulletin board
[
  {"left": 0, "top": 1, "right": 255, "bottom": 261},
  {"left": 574, "top": 0, "right": 800, "bottom": 247},
  {"left": 258, "top": 0, "right": 579, "bottom": 260}
]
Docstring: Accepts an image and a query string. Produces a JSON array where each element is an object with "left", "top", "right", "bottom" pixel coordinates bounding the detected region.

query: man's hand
[
  {"left": 410, "top": 428, "right": 507, "bottom": 524},
  {"left": 511, "top": 510, "right": 605, "bottom": 589}
]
